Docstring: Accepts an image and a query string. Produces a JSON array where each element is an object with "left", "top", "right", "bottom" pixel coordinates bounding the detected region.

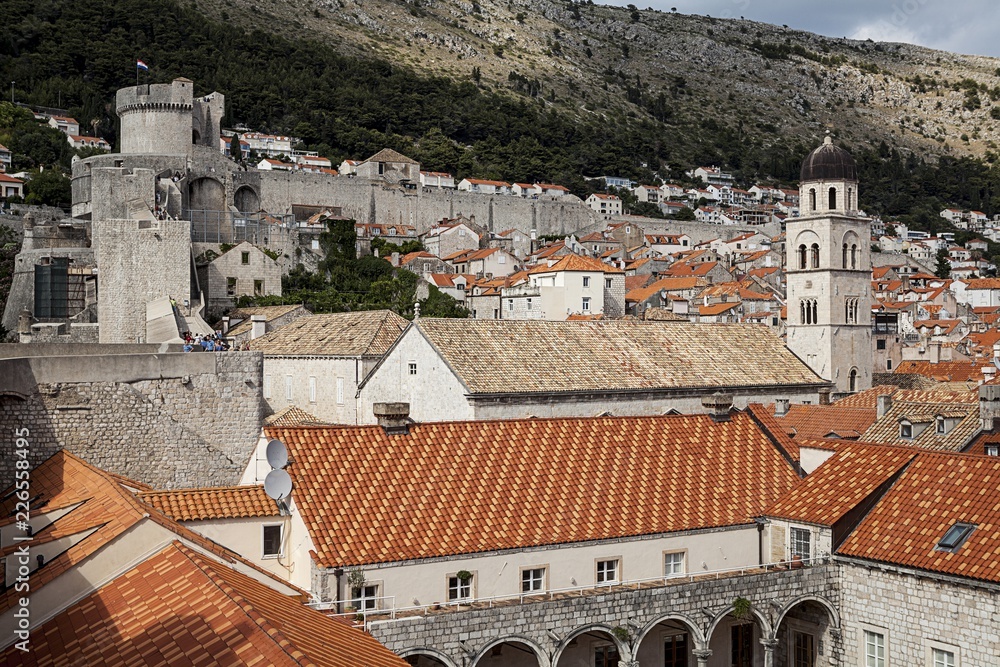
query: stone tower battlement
[{"left": 115, "top": 78, "right": 223, "bottom": 155}]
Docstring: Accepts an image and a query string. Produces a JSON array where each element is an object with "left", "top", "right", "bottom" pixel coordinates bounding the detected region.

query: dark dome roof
[{"left": 800, "top": 135, "right": 857, "bottom": 182}]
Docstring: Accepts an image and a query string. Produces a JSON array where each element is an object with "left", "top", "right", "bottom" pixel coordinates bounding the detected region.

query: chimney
[
  {"left": 928, "top": 341, "right": 941, "bottom": 364},
  {"left": 250, "top": 315, "right": 266, "bottom": 340},
  {"left": 774, "top": 398, "right": 790, "bottom": 417},
  {"left": 983, "top": 366, "right": 996, "bottom": 386},
  {"left": 373, "top": 402, "right": 411, "bottom": 435},
  {"left": 818, "top": 388, "right": 832, "bottom": 405},
  {"left": 701, "top": 392, "right": 734, "bottom": 422},
  {"left": 877, "top": 394, "right": 892, "bottom": 419},
  {"left": 221, "top": 316, "right": 230, "bottom": 334},
  {"left": 980, "top": 384, "right": 1000, "bottom": 432},
  {"left": 391, "top": 252, "right": 400, "bottom": 267}
]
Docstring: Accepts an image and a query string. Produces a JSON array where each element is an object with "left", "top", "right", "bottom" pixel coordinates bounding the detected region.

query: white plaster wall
[
  {"left": 263, "top": 356, "right": 363, "bottom": 424},
  {"left": 358, "top": 329, "right": 474, "bottom": 424}
]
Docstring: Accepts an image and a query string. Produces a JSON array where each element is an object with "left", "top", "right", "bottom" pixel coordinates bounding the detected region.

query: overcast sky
[{"left": 605, "top": 1, "right": 1000, "bottom": 58}]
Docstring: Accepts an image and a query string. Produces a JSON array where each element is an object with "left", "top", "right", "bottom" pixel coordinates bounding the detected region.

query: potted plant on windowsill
[{"left": 345, "top": 568, "right": 366, "bottom": 613}]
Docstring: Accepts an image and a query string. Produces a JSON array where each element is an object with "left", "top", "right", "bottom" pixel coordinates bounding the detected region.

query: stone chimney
[
  {"left": 818, "top": 388, "right": 832, "bottom": 405},
  {"left": 928, "top": 341, "right": 942, "bottom": 364},
  {"left": 250, "top": 315, "right": 266, "bottom": 340},
  {"left": 774, "top": 398, "right": 790, "bottom": 417},
  {"left": 373, "top": 402, "right": 411, "bottom": 435},
  {"left": 390, "top": 252, "right": 400, "bottom": 267},
  {"left": 877, "top": 394, "right": 893, "bottom": 419},
  {"left": 221, "top": 316, "right": 230, "bottom": 334},
  {"left": 980, "top": 384, "right": 1000, "bottom": 432},
  {"left": 701, "top": 392, "right": 734, "bottom": 422},
  {"left": 983, "top": 366, "right": 996, "bottom": 385}
]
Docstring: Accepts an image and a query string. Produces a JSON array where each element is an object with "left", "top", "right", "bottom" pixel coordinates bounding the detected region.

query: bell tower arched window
[
  {"left": 851, "top": 244, "right": 858, "bottom": 269},
  {"left": 847, "top": 187, "right": 853, "bottom": 210},
  {"left": 809, "top": 188, "right": 816, "bottom": 212},
  {"left": 798, "top": 244, "right": 807, "bottom": 270},
  {"left": 849, "top": 368, "right": 858, "bottom": 392},
  {"left": 811, "top": 243, "right": 820, "bottom": 269},
  {"left": 842, "top": 243, "right": 849, "bottom": 268},
  {"left": 828, "top": 187, "right": 837, "bottom": 210}
]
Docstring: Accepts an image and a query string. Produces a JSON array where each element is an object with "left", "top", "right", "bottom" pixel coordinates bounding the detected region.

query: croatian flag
[{"left": 136, "top": 60, "right": 149, "bottom": 71}]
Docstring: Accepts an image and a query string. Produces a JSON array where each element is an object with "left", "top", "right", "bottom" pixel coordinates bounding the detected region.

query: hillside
[{"left": 196, "top": 0, "right": 1000, "bottom": 166}]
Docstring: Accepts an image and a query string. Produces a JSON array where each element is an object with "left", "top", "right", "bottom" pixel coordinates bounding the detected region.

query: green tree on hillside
[{"left": 935, "top": 247, "right": 952, "bottom": 279}]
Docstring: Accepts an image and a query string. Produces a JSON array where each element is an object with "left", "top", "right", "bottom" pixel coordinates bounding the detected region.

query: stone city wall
[{"left": 0, "top": 350, "right": 264, "bottom": 489}]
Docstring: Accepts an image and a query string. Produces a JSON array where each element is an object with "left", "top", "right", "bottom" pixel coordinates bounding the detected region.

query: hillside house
[
  {"left": 688, "top": 165, "right": 735, "bottom": 186},
  {"left": 585, "top": 193, "right": 622, "bottom": 216},
  {"left": 399, "top": 250, "right": 453, "bottom": 276},
  {"left": 0, "top": 173, "right": 24, "bottom": 199},
  {"left": 0, "top": 143, "right": 11, "bottom": 169},
  {"left": 47, "top": 114, "right": 79, "bottom": 135},
  {"left": 444, "top": 247, "right": 519, "bottom": 277},
  {"left": 633, "top": 185, "right": 661, "bottom": 203},
  {"left": 355, "top": 148, "right": 420, "bottom": 183},
  {"left": 67, "top": 134, "right": 111, "bottom": 151},
  {"left": 457, "top": 178, "right": 512, "bottom": 195},
  {"left": 504, "top": 254, "right": 625, "bottom": 320},
  {"left": 241, "top": 131, "right": 293, "bottom": 157},
  {"left": 420, "top": 220, "right": 481, "bottom": 259},
  {"left": 536, "top": 182, "right": 569, "bottom": 197},
  {"left": 199, "top": 241, "right": 282, "bottom": 313},
  {"left": 419, "top": 171, "right": 455, "bottom": 188}
]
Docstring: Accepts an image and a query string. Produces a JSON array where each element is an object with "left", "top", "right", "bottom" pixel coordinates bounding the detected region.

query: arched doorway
[
  {"left": 233, "top": 185, "right": 260, "bottom": 214},
  {"left": 187, "top": 177, "right": 226, "bottom": 212},
  {"left": 705, "top": 603, "right": 772, "bottom": 667},
  {"left": 552, "top": 626, "right": 625, "bottom": 667},
  {"left": 400, "top": 648, "right": 456, "bottom": 667},
  {"left": 634, "top": 615, "right": 705, "bottom": 667},
  {"left": 473, "top": 638, "right": 545, "bottom": 667},
  {"left": 773, "top": 597, "right": 840, "bottom": 667}
]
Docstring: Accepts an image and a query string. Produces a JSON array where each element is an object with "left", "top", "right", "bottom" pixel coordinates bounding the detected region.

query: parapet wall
[
  {"left": 116, "top": 80, "right": 196, "bottom": 155},
  {"left": 0, "top": 350, "right": 264, "bottom": 489}
]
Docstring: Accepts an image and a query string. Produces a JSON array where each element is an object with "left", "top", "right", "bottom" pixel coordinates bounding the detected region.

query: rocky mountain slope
[{"left": 202, "top": 0, "right": 1000, "bottom": 165}]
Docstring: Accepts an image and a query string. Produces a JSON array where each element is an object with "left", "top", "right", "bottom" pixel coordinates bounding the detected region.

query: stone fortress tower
[
  {"left": 785, "top": 135, "right": 872, "bottom": 394},
  {"left": 115, "top": 77, "right": 224, "bottom": 155}
]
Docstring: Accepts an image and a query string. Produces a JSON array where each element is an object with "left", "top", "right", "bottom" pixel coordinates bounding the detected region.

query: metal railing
[
  {"left": 184, "top": 209, "right": 296, "bottom": 244},
  {"left": 309, "top": 556, "right": 830, "bottom": 626}
]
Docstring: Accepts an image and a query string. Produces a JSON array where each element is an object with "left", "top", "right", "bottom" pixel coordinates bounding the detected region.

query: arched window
[
  {"left": 842, "top": 243, "right": 849, "bottom": 269},
  {"left": 849, "top": 368, "right": 858, "bottom": 392},
  {"left": 828, "top": 187, "right": 837, "bottom": 210},
  {"left": 811, "top": 243, "right": 820, "bottom": 269},
  {"left": 809, "top": 188, "right": 817, "bottom": 212},
  {"left": 811, "top": 300, "right": 818, "bottom": 324},
  {"left": 847, "top": 187, "right": 854, "bottom": 210},
  {"left": 801, "top": 300, "right": 807, "bottom": 324},
  {"left": 851, "top": 244, "right": 858, "bottom": 269},
  {"left": 798, "top": 244, "right": 807, "bottom": 270}
]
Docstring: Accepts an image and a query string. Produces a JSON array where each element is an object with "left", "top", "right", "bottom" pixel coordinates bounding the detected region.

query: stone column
[
  {"left": 692, "top": 648, "right": 712, "bottom": 667},
  {"left": 761, "top": 638, "right": 779, "bottom": 667}
]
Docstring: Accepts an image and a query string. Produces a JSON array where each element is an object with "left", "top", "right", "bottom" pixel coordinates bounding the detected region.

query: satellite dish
[
  {"left": 264, "top": 469, "right": 293, "bottom": 500},
  {"left": 265, "top": 439, "right": 288, "bottom": 469}
]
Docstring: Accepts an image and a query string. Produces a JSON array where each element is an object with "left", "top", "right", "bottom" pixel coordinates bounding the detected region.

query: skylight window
[{"left": 936, "top": 523, "right": 975, "bottom": 552}]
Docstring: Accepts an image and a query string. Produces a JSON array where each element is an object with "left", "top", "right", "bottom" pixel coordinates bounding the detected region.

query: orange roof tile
[
  {"left": 139, "top": 486, "right": 279, "bottom": 521},
  {"left": 894, "top": 360, "right": 982, "bottom": 382},
  {"left": 268, "top": 413, "right": 800, "bottom": 567},
  {"left": 531, "top": 254, "right": 625, "bottom": 274},
  {"left": 837, "top": 451, "right": 1000, "bottom": 583},
  {"left": 0, "top": 542, "right": 406, "bottom": 667},
  {"left": 626, "top": 277, "right": 703, "bottom": 303},
  {"left": 775, "top": 404, "right": 878, "bottom": 440}
]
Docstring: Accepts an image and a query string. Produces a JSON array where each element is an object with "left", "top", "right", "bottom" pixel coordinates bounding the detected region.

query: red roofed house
[
  {"left": 457, "top": 178, "right": 512, "bottom": 195},
  {"left": 585, "top": 192, "right": 622, "bottom": 216},
  {"left": 47, "top": 114, "right": 79, "bottom": 135},
  {"left": 420, "top": 218, "right": 482, "bottom": 259},
  {"left": 0, "top": 143, "right": 10, "bottom": 170},
  {"left": 0, "top": 173, "right": 24, "bottom": 199},
  {"left": 419, "top": 170, "right": 455, "bottom": 188},
  {"left": 504, "top": 254, "right": 625, "bottom": 319}
]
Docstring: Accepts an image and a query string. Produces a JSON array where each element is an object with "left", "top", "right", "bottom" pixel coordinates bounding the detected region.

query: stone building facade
[{"left": 199, "top": 241, "right": 281, "bottom": 315}]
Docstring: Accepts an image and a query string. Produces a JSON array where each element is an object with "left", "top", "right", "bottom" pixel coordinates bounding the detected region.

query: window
[
  {"left": 226, "top": 277, "right": 237, "bottom": 297},
  {"left": 596, "top": 559, "right": 619, "bottom": 584},
  {"left": 284, "top": 376, "right": 293, "bottom": 401},
  {"left": 876, "top": 339, "right": 886, "bottom": 350},
  {"left": 663, "top": 551, "right": 685, "bottom": 577},
  {"left": 263, "top": 374, "right": 272, "bottom": 399},
  {"left": 526, "top": 298, "right": 533, "bottom": 310},
  {"left": 732, "top": 624, "right": 754, "bottom": 667},
  {"left": 887, "top": 359, "right": 893, "bottom": 371},
  {"left": 583, "top": 276, "right": 591, "bottom": 288},
  {"left": 811, "top": 243, "right": 820, "bottom": 269},
  {"left": 447, "top": 573, "right": 472, "bottom": 601},
  {"left": 241, "top": 251, "right": 250, "bottom": 265},
  {"left": 849, "top": 368, "right": 858, "bottom": 393},
  {"left": 864, "top": 630, "right": 885, "bottom": 667},
  {"left": 932, "top": 648, "right": 955, "bottom": 667},
  {"left": 809, "top": 188, "right": 816, "bottom": 211},
  {"left": 408, "top": 362, "right": 417, "bottom": 375},
  {"left": 986, "top": 445, "right": 999, "bottom": 456},
  {"left": 582, "top": 297, "right": 591, "bottom": 312},
  {"left": 900, "top": 421, "right": 912, "bottom": 439},
  {"left": 797, "top": 244, "right": 807, "bottom": 269},
  {"left": 605, "top": 277, "right": 613, "bottom": 289},
  {"left": 842, "top": 243, "right": 849, "bottom": 268},
  {"left": 353, "top": 584, "right": 379, "bottom": 611},
  {"left": 262, "top": 524, "right": 282, "bottom": 558},
  {"left": 508, "top": 299, "right": 514, "bottom": 311},
  {"left": 936, "top": 416, "right": 946, "bottom": 434},
  {"left": 254, "top": 279, "right": 264, "bottom": 296},
  {"left": 851, "top": 244, "right": 858, "bottom": 268},
  {"left": 790, "top": 527, "right": 811, "bottom": 561},
  {"left": 521, "top": 567, "right": 545, "bottom": 593},
  {"left": 308, "top": 376, "right": 317, "bottom": 403},
  {"left": 595, "top": 646, "right": 619, "bottom": 667},
  {"left": 336, "top": 377, "right": 345, "bottom": 405},
  {"left": 793, "top": 631, "right": 815, "bottom": 667},
  {"left": 937, "top": 523, "right": 975, "bottom": 552},
  {"left": 664, "top": 634, "right": 688, "bottom": 667},
  {"left": 498, "top": 253, "right": 506, "bottom": 264},
  {"left": 828, "top": 187, "right": 837, "bottom": 210}
]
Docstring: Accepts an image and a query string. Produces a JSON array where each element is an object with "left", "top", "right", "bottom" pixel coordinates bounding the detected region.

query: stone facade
[
  {"left": 201, "top": 241, "right": 281, "bottom": 314},
  {"left": 263, "top": 356, "right": 376, "bottom": 424},
  {"left": 94, "top": 218, "right": 191, "bottom": 343},
  {"left": 0, "top": 349, "right": 264, "bottom": 489}
]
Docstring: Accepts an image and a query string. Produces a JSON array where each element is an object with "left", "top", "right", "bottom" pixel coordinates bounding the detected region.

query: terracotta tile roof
[
  {"left": 0, "top": 542, "right": 407, "bottom": 667},
  {"left": 264, "top": 405, "right": 325, "bottom": 426},
  {"left": 267, "top": 413, "right": 800, "bottom": 567},
  {"left": 248, "top": 310, "right": 408, "bottom": 356},
  {"left": 764, "top": 443, "right": 918, "bottom": 526},
  {"left": 836, "top": 451, "right": 1000, "bottom": 583},
  {"left": 625, "top": 274, "right": 656, "bottom": 292},
  {"left": 962, "top": 278, "right": 1000, "bottom": 290},
  {"left": 216, "top": 304, "right": 306, "bottom": 338},
  {"left": 530, "top": 254, "right": 625, "bottom": 274},
  {"left": 625, "top": 277, "right": 704, "bottom": 303},
  {"left": 775, "top": 404, "right": 878, "bottom": 440},
  {"left": 744, "top": 404, "right": 801, "bottom": 461},
  {"left": 363, "top": 147, "right": 418, "bottom": 164},
  {"left": 400, "top": 250, "right": 438, "bottom": 265},
  {"left": 831, "top": 385, "right": 899, "bottom": 409},
  {"left": 894, "top": 360, "right": 982, "bottom": 382},
  {"left": 859, "top": 399, "right": 981, "bottom": 451},
  {"left": 139, "top": 486, "right": 279, "bottom": 521},
  {"left": 666, "top": 261, "right": 720, "bottom": 277},
  {"left": 699, "top": 302, "right": 739, "bottom": 316},
  {"left": 407, "top": 319, "right": 824, "bottom": 395}
]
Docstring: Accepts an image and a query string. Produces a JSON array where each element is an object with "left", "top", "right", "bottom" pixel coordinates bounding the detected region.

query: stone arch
[
  {"left": 398, "top": 647, "right": 459, "bottom": 667},
  {"left": 705, "top": 605, "right": 773, "bottom": 643},
  {"left": 551, "top": 624, "right": 626, "bottom": 667},
  {"left": 793, "top": 229, "right": 820, "bottom": 249},
  {"left": 774, "top": 594, "right": 841, "bottom": 633},
  {"left": 233, "top": 185, "right": 261, "bottom": 214},
  {"left": 849, "top": 367, "right": 859, "bottom": 392},
  {"left": 471, "top": 635, "right": 548, "bottom": 667},
  {"left": 187, "top": 176, "right": 225, "bottom": 212},
  {"left": 635, "top": 613, "right": 706, "bottom": 648}
]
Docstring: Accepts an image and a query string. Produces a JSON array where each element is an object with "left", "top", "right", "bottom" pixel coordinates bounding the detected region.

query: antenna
[
  {"left": 264, "top": 469, "right": 293, "bottom": 500},
  {"left": 265, "top": 439, "right": 288, "bottom": 469}
]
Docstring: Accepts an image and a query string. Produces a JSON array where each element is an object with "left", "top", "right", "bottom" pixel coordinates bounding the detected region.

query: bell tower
[{"left": 786, "top": 135, "right": 872, "bottom": 394}]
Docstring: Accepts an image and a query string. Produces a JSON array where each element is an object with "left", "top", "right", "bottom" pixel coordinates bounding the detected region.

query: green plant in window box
[{"left": 456, "top": 570, "right": 473, "bottom": 583}]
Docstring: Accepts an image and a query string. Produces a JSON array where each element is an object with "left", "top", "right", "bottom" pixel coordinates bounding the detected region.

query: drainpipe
[
  {"left": 334, "top": 567, "right": 344, "bottom": 613},
  {"left": 755, "top": 518, "right": 765, "bottom": 565}
]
